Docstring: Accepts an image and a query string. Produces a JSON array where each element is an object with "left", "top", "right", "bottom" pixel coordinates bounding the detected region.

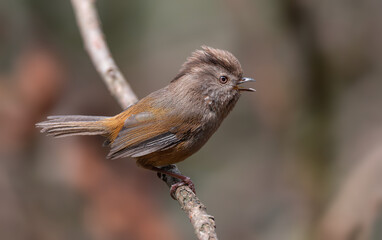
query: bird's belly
[
  {"left": 135, "top": 141, "right": 194, "bottom": 167},
  {"left": 136, "top": 114, "right": 220, "bottom": 168}
]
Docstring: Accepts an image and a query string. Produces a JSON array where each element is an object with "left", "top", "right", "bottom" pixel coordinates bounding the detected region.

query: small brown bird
[{"left": 37, "top": 46, "right": 255, "bottom": 196}]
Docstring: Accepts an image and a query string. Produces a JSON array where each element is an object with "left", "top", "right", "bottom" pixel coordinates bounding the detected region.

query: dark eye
[{"left": 219, "top": 76, "right": 228, "bottom": 84}]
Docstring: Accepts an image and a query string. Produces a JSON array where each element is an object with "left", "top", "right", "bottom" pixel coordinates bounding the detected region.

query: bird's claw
[{"left": 170, "top": 177, "right": 196, "bottom": 200}]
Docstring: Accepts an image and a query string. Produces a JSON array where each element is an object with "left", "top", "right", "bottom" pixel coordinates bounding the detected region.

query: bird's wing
[{"left": 107, "top": 111, "right": 183, "bottom": 160}]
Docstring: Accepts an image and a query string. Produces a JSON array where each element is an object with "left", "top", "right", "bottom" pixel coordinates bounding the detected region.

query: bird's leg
[
  {"left": 158, "top": 169, "right": 195, "bottom": 199},
  {"left": 144, "top": 164, "right": 195, "bottom": 199}
]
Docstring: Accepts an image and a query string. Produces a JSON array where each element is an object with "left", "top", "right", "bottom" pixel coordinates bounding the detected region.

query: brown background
[{"left": 1, "top": 1, "right": 382, "bottom": 239}]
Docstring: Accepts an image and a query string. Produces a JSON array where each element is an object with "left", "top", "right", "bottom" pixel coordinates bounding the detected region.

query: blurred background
[{"left": 1, "top": 0, "right": 382, "bottom": 239}]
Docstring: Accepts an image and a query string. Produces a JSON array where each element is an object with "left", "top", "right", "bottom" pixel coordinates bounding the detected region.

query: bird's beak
[{"left": 236, "top": 77, "right": 256, "bottom": 92}]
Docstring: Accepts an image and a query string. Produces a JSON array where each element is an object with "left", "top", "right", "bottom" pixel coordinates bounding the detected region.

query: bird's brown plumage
[{"left": 36, "top": 46, "right": 254, "bottom": 194}]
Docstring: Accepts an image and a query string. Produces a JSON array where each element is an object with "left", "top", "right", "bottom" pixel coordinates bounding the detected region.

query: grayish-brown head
[{"left": 171, "top": 46, "right": 254, "bottom": 117}]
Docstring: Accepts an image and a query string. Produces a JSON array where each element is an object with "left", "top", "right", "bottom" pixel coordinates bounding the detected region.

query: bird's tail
[{"left": 36, "top": 115, "right": 110, "bottom": 138}]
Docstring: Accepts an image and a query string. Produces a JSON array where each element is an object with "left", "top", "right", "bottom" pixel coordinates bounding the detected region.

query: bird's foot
[
  {"left": 170, "top": 176, "right": 195, "bottom": 200},
  {"left": 154, "top": 165, "right": 196, "bottom": 200}
]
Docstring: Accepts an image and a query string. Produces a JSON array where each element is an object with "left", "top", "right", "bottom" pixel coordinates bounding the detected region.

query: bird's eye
[{"left": 219, "top": 76, "right": 228, "bottom": 84}]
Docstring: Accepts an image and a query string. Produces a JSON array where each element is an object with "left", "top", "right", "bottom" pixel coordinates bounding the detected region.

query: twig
[
  {"left": 158, "top": 165, "right": 218, "bottom": 240},
  {"left": 70, "top": 1, "right": 218, "bottom": 239},
  {"left": 71, "top": 0, "right": 137, "bottom": 109}
]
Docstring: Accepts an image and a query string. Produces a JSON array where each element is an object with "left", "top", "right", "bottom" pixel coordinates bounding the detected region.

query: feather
[
  {"left": 108, "top": 132, "right": 180, "bottom": 159},
  {"left": 106, "top": 111, "right": 182, "bottom": 159},
  {"left": 36, "top": 115, "right": 109, "bottom": 137}
]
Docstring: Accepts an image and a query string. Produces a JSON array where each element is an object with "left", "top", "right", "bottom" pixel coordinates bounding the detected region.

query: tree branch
[
  {"left": 71, "top": 0, "right": 138, "bottom": 109},
  {"left": 70, "top": 1, "right": 218, "bottom": 239},
  {"left": 158, "top": 165, "right": 218, "bottom": 240}
]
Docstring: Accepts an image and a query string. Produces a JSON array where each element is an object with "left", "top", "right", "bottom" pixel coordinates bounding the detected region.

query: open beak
[{"left": 236, "top": 77, "right": 256, "bottom": 92}]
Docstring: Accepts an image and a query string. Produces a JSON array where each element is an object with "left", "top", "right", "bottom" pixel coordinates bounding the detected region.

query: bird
[{"left": 36, "top": 46, "right": 255, "bottom": 197}]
